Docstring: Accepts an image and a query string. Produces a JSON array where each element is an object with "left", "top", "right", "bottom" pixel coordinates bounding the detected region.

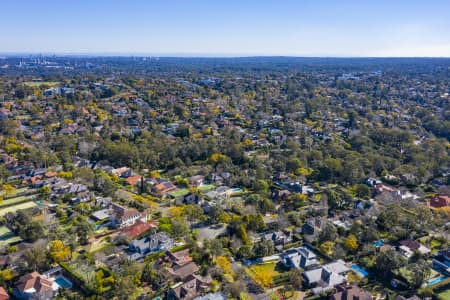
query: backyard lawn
[
  {"left": 0, "top": 201, "right": 37, "bottom": 216},
  {"left": 169, "top": 188, "right": 190, "bottom": 198},
  {"left": 0, "top": 225, "right": 22, "bottom": 246},
  {"left": 247, "top": 262, "right": 287, "bottom": 288},
  {"left": 198, "top": 184, "right": 215, "bottom": 193},
  {"left": 438, "top": 290, "right": 450, "bottom": 300},
  {"left": 0, "top": 195, "right": 36, "bottom": 208}
]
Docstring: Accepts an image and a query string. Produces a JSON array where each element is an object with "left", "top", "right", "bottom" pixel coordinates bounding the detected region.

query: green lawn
[
  {"left": 0, "top": 201, "right": 37, "bottom": 216},
  {"left": 169, "top": 188, "right": 190, "bottom": 198},
  {"left": 250, "top": 263, "right": 281, "bottom": 278},
  {"left": 0, "top": 195, "right": 35, "bottom": 208},
  {"left": 0, "top": 226, "right": 22, "bottom": 246},
  {"left": 438, "top": 290, "right": 450, "bottom": 300},
  {"left": 198, "top": 184, "right": 215, "bottom": 192}
]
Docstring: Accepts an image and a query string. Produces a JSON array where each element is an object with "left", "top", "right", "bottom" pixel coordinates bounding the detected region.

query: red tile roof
[
  {"left": 16, "top": 272, "right": 52, "bottom": 294},
  {"left": 125, "top": 175, "right": 143, "bottom": 186},
  {"left": 119, "top": 220, "right": 158, "bottom": 239},
  {"left": 0, "top": 286, "right": 8, "bottom": 300}
]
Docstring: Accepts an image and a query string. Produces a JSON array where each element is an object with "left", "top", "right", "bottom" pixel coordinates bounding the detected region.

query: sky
[{"left": 1, "top": 0, "right": 450, "bottom": 57}]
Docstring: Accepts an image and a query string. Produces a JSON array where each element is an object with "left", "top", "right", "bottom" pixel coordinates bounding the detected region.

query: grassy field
[
  {"left": 250, "top": 263, "right": 281, "bottom": 278},
  {"left": 169, "top": 188, "right": 190, "bottom": 198},
  {"left": 247, "top": 262, "right": 284, "bottom": 288},
  {"left": 438, "top": 290, "right": 450, "bottom": 300},
  {"left": 0, "top": 201, "right": 37, "bottom": 216},
  {"left": 0, "top": 195, "right": 35, "bottom": 208},
  {"left": 198, "top": 184, "right": 215, "bottom": 193},
  {"left": 23, "top": 81, "right": 60, "bottom": 87},
  {"left": 0, "top": 225, "right": 22, "bottom": 246}
]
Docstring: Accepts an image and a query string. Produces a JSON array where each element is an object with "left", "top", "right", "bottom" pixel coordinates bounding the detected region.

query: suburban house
[
  {"left": 125, "top": 175, "right": 143, "bottom": 186},
  {"left": 433, "top": 248, "right": 450, "bottom": 276},
  {"left": 160, "top": 249, "right": 193, "bottom": 268},
  {"left": 429, "top": 194, "right": 450, "bottom": 209},
  {"left": 398, "top": 240, "right": 431, "bottom": 258},
  {"left": 167, "top": 261, "right": 201, "bottom": 281},
  {"left": 13, "top": 272, "right": 58, "bottom": 300},
  {"left": 263, "top": 230, "right": 292, "bottom": 247},
  {"left": 167, "top": 274, "right": 213, "bottom": 300},
  {"left": 302, "top": 217, "right": 327, "bottom": 244},
  {"left": 183, "top": 193, "right": 204, "bottom": 205},
  {"left": 280, "top": 247, "right": 320, "bottom": 270},
  {"left": 331, "top": 285, "right": 372, "bottom": 300},
  {"left": 188, "top": 175, "right": 204, "bottom": 187},
  {"left": 129, "top": 232, "right": 175, "bottom": 255},
  {"left": 303, "top": 260, "right": 350, "bottom": 294},
  {"left": 118, "top": 220, "right": 158, "bottom": 240},
  {"left": 152, "top": 181, "right": 177, "bottom": 197},
  {"left": 109, "top": 203, "right": 146, "bottom": 228}
]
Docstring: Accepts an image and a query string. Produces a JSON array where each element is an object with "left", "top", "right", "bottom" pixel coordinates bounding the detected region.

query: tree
[
  {"left": 113, "top": 276, "right": 138, "bottom": 300},
  {"left": 20, "top": 247, "right": 49, "bottom": 272},
  {"left": 253, "top": 179, "right": 269, "bottom": 193},
  {"left": 20, "top": 221, "right": 44, "bottom": 243},
  {"left": 1, "top": 184, "right": 16, "bottom": 197},
  {"left": 141, "top": 263, "right": 166, "bottom": 290},
  {"left": 226, "top": 281, "right": 247, "bottom": 299},
  {"left": 344, "top": 234, "right": 359, "bottom": 253},
  {"left": 39, "top": 186, "right": 51, "bottom": 199},
  {"left": 354, "top": 184, "right": 370, "bottom": 199},
  {"left": 319, "top": 241, "right": 335, "bottom": 256},
  {"left": 375, "top": 250, "right": 406, "bottom": 280},
  {"left": 94, "top": 172, "right": 117, "bottom": 197},
  {"left": 288, "top": 268, "right": 303, "bottom": 290},
  {"left": 210, "top": 239, "right": 224, "bottom": 258},
  {"left": 0, "top": 165, "right": 11, "bottom": 183},
  {"left": 253, "top": 239, "right": 275, "bottom": 258},
  {"left": 71, "top": 216, "right": 94, "bottom": 245},
  {"left": 49, "top": 240, "right": 71, "bottom": 262}
]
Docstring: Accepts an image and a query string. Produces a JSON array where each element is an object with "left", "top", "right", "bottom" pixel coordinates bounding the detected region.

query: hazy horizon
[{"left": 1, "top": 0, "right": 450, "bottom": 57}]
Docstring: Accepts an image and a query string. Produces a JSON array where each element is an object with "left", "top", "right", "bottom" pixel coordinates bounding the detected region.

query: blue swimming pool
[
  {"left": 351, "top": 264, "right": 369, "bottom": 278},
  {"left": 428, "top": 276, "right": 446, "bottom": 286},
  {"left": 55, "top": 276, "right": 73, "bottom": 288},
  {"left": 373, "top": 240, "right": 385, "bottom": 247}
]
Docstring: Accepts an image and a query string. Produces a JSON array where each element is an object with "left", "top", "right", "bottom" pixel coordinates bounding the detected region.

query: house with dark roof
[
  {"left": 433, "top": 248, "right": 450, "bottom": 276},
  {"left": 160, "top": 249, "right": 193, "bottom": 268},
  {"left": 129, "top": 232, "right": 175, "bottom": 255},
  {"left": 331, "top": 285, "right": 372, "bottom": 300},
  {"left": 429, "top": 194, "right": 450, "bottom": 209},
  {"left": 109, "top": 202, "right": 146, "bottom": 228},
  {"left": 398, "top": 240, "right": 431, "bottom": 258},
  {"left": 303, "top": 260, "right": 350, "bottom": 294},
  {"left": 167, "top": 262, "right": 200, "bottom": 281},
  {"left": 167, "top": 274, "right": 212, "bottom": 300},
  {"left": 280, "top": 246, "right": 320, "bottom": 270}
]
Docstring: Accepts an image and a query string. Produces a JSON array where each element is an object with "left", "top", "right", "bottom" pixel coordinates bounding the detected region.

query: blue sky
[{"left": 1, "top": 0, "right": 449, "bottom": 56}]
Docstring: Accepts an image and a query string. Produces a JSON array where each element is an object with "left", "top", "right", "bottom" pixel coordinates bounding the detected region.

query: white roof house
[{"left": 303, "top": 260, "right": 350, "bottom": 294}]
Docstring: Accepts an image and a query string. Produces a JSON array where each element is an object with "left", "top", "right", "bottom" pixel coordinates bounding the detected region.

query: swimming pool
[
  {"left": 373, "top": 240, "right": 385, "bottom": 247},
  {"left": 55, "top": 276, "right": 73, "bottom": 289},
  {"left": 351, "top": 264, "right": 369, "bottom": 278},
  {"left": 428, "top": 276, "right": 446, "bottom": 286}
]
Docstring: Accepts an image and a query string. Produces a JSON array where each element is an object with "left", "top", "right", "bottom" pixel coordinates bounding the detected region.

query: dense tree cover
[{"left": 0, "top": 57, "right": 448, "bottom": 298}]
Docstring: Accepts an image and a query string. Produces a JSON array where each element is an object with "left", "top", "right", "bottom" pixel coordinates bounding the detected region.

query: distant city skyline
[{"left": 1, "top": 0, "right": 450, "bottom": 57}]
